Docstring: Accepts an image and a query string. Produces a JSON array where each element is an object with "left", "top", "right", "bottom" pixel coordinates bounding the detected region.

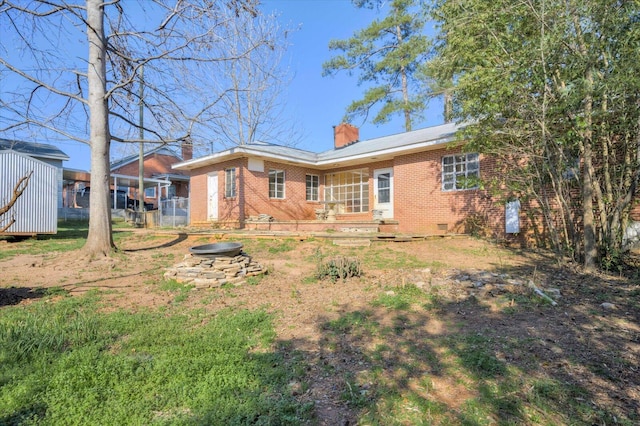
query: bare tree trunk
[
  {"left": 84, "top": 0, "right": 115, "bottom": 256},
  {"left": 443, "top": 89, "right": 453, "bottom": 123},
  {"left": 395, "top": 24, "right": 412, "bottom": 132},
  {"left": 581, "top": 67, "right": 597, "bottom": 270},
  {"left": 569, "top": 11, "right": 598, "bottom": 270}
]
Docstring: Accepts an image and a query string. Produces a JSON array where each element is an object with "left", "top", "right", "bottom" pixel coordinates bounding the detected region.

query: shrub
[{"left": 316, "top": 256, "right": 363, "bottom": 282}]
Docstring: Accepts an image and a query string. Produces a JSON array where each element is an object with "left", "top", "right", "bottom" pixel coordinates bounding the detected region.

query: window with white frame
[
  {"left": 269, "top": 169, "right": 285, "bottom": 199},
  {"left": 442, "top": 153, "right": 479, "bottom": 191},
  {"left": 225, "top": 168, "right": 237, "bottom": 198},
  {"left": 306, "top": 174, "right": 319, "bottom": 201},
  {"left": 324, "top": 168, "right": 369, "bottom": 213},
  {"left": 144, "top": 186, "right": 156, "bottom": 198}
]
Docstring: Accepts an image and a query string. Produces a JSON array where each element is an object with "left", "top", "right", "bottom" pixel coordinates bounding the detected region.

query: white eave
[
  {"left": 111, "top": 173, "right": 171, "bottom": 189},
  {"left": 172, "top": 122, "right": 464, "bottom": 171},
  {"left": 172, "top": 145, "right": 317, "bottom": 171},
  {"left": 314, "top": 134, "right": 459, "bottom": 169}
]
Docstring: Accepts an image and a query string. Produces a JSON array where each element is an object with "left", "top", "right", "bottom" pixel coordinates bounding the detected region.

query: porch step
[
  {"left": 338, "top": 226, "right": 379, "bottom": 233},
  {"left": 333, "top": 239, "right": 372, "bottom": 247},
  {"left": 374, "top": 234, "right": 417, "bottom": 242}
]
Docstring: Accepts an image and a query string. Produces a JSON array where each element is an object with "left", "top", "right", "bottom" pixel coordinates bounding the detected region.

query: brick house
[
  {"left": 172, "top": 122, "right": 515, "bottom": 236},
  {"left": 110, "top": 143, "right": 192, "bottom": 209}
]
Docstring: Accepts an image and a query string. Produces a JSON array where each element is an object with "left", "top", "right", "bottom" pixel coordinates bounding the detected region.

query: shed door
[
  {"left": 207, "top": 173, "right": 218, "bottom": 220},
  {"left": 373, "top": 168, "right": 393, "bottom": 219}
]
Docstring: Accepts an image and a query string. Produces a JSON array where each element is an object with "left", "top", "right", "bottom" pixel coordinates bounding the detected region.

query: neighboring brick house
[
  {"left": 110, "top": 143, "right": 191, "bottom": 209},
  {"left": 172, "top": 122, "right": 513, "bottom": 236}
]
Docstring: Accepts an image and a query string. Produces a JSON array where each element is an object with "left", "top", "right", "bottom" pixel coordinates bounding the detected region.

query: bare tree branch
[{"left": 0, "top": 171, "right": 33, "bottom": 233}]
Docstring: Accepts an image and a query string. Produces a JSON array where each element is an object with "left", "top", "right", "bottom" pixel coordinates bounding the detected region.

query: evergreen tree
[{"left": 323, "top": 0, "right": 430, "bottom": 131}]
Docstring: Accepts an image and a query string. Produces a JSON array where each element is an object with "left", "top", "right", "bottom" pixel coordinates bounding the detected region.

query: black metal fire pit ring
[{"left": 189, "top": 242, "right": 243, "bottom": 258}]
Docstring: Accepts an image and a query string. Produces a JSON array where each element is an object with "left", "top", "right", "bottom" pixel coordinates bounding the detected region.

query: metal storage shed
[{"left": 1, "top": 150, "right": 59, "bottom": 235}]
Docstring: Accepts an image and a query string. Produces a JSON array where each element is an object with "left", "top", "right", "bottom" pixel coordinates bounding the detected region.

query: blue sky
[
  {"left": 265, "top": 0, "right": 444, "bottom": 154},
  {"left": 2, "top": 0, "right": 444, "bottom": 170}
]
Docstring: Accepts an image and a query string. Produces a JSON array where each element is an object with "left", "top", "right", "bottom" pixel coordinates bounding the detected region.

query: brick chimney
[
  {"left": 333, "top": 123, "right": 359, "bottom": 149},
  {"left": 181, "top": 141, "right": 193, "bottom": 161}
]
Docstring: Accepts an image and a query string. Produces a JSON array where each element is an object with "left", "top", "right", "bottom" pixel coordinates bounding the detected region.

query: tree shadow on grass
[
  {"left": 303, "top": 256, "right": 640, "bottom": 425},
  {"left": 0, "top": 287, "right": 48, "bottom": 307},
  {"left": 122, "top": 232, "right": 189, "bottom": 252}
]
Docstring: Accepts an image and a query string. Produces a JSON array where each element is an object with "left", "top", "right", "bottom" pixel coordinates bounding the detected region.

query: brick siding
[
  {"left": 188, "top": 146, "right": 517, "bottom": 237},
  {"left": 112, "top": 152, "right": 189, "bottom": 207},
  {"left": 393, "top": 148, "right": 501, "bottom": 234}
]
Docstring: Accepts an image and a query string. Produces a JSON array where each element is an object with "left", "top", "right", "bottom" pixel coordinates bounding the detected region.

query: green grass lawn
[
  {"left": 0, "top": 293, "right": 312, "bottom": 425},
  {"left": 0, "top": 221, "right": 133, "bottom": 261},
  {"left": 1, "top": 225, "right": 637, "bottom": 425}
]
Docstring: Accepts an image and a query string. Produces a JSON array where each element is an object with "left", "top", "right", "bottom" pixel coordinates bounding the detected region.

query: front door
[
  {"left": 373, "top": 168, "right": 393, "bottom": 219},
  {"left": 207, "top": 173, "right": 218, "bottom": 220}
]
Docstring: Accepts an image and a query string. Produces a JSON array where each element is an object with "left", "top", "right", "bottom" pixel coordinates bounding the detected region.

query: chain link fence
[
  {"left": 158, "top": 197, "right": 189, "bottom": 228},
  {"left": 58, "top": 197, "right": 189, "bottom": 229}
]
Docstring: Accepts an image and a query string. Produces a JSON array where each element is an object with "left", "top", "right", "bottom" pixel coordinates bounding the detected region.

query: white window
[
  {"left": 324, "top": 168, "right": 369, "bottom": 213},
  {"left": 306, "top": 174, "right": 319, "bottom": 201},
  {"left": 269, "top": 169, "right": 285, "bottom": 199},
  {"left": 225, "top": 168, "right": 237, "bottom": 198},
  {"left": 144, "top": 186, "right": 156, "bottom": 198},
  {"left": 442, "top": 153, "right": 479, "bottom": 191}
]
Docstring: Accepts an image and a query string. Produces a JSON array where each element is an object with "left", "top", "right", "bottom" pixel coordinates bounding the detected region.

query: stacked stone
[{"left": 164, "top": 252, "right": 267, "bottom": 289}]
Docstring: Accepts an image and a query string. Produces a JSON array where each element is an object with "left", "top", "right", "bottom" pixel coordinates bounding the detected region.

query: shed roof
[
  {"left": 0, "top": 138, "right": 69, "bottom": 161},
  {"left": 172, "top": 122, "right": 462, "bottom": 171}
]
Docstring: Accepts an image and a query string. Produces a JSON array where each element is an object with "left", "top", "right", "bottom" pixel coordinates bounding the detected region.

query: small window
[
  {"left": 442, "top": 153, "right": 479, "bottom": 191},
  {"left": 144, "top": 187, "right": 156, "bottom": 198},
  {"left": 225, "top": 168, "right": 237, "bottom": 198},
  {"left": 269, "top": 169, "right": 285, "bottom": 199},
  {"left": 167, "top": 185, "right": 177, "bottom": 198},
  {"left": 306, "top": 174, "right": 319, "bottom": 201}
]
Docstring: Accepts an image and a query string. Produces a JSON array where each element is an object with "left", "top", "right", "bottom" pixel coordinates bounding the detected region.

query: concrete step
[{"left": 332, "top": 239, "right": 372, "bottom": 247}]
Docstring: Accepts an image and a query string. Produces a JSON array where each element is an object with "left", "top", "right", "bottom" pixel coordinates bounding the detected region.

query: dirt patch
[{"left": 1, "top": 233, "right": 638, "bottom": 424}]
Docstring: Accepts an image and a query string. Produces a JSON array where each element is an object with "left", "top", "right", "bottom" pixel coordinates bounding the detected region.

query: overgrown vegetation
[
  {"left": 429, "top": 0, "right": 640, "bottom": 270},
  {"left": 0, "top": 294, "right": 312, "bottom": 425}
]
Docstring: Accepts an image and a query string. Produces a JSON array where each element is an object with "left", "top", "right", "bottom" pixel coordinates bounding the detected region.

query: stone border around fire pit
[{"left": 164, "top": 252, "right": 267, "bottom": 289}]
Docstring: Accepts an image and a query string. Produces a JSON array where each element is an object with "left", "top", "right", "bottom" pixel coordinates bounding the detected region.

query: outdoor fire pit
[
  {"left": 189, "top": 242, "right": 243, "bottom": 258},
  {"left": 166, "top": 241, "right": 266, "bottom": 289}
]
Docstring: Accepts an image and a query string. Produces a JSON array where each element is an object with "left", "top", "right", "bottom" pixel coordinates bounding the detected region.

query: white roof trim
[
  {"left": 315, "top": 135, "right": 459, "bottom": 167},
  {"left": 172, "top": 123, "right": 464, "bottom": 171},
  {"left": 111, "top": 173, "right": 171, "bottom": 189}
]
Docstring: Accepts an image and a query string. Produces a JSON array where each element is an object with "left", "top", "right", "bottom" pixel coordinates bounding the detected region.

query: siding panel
[{"left": 1, "top": 151, "right": 58, "bottom": 234}]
